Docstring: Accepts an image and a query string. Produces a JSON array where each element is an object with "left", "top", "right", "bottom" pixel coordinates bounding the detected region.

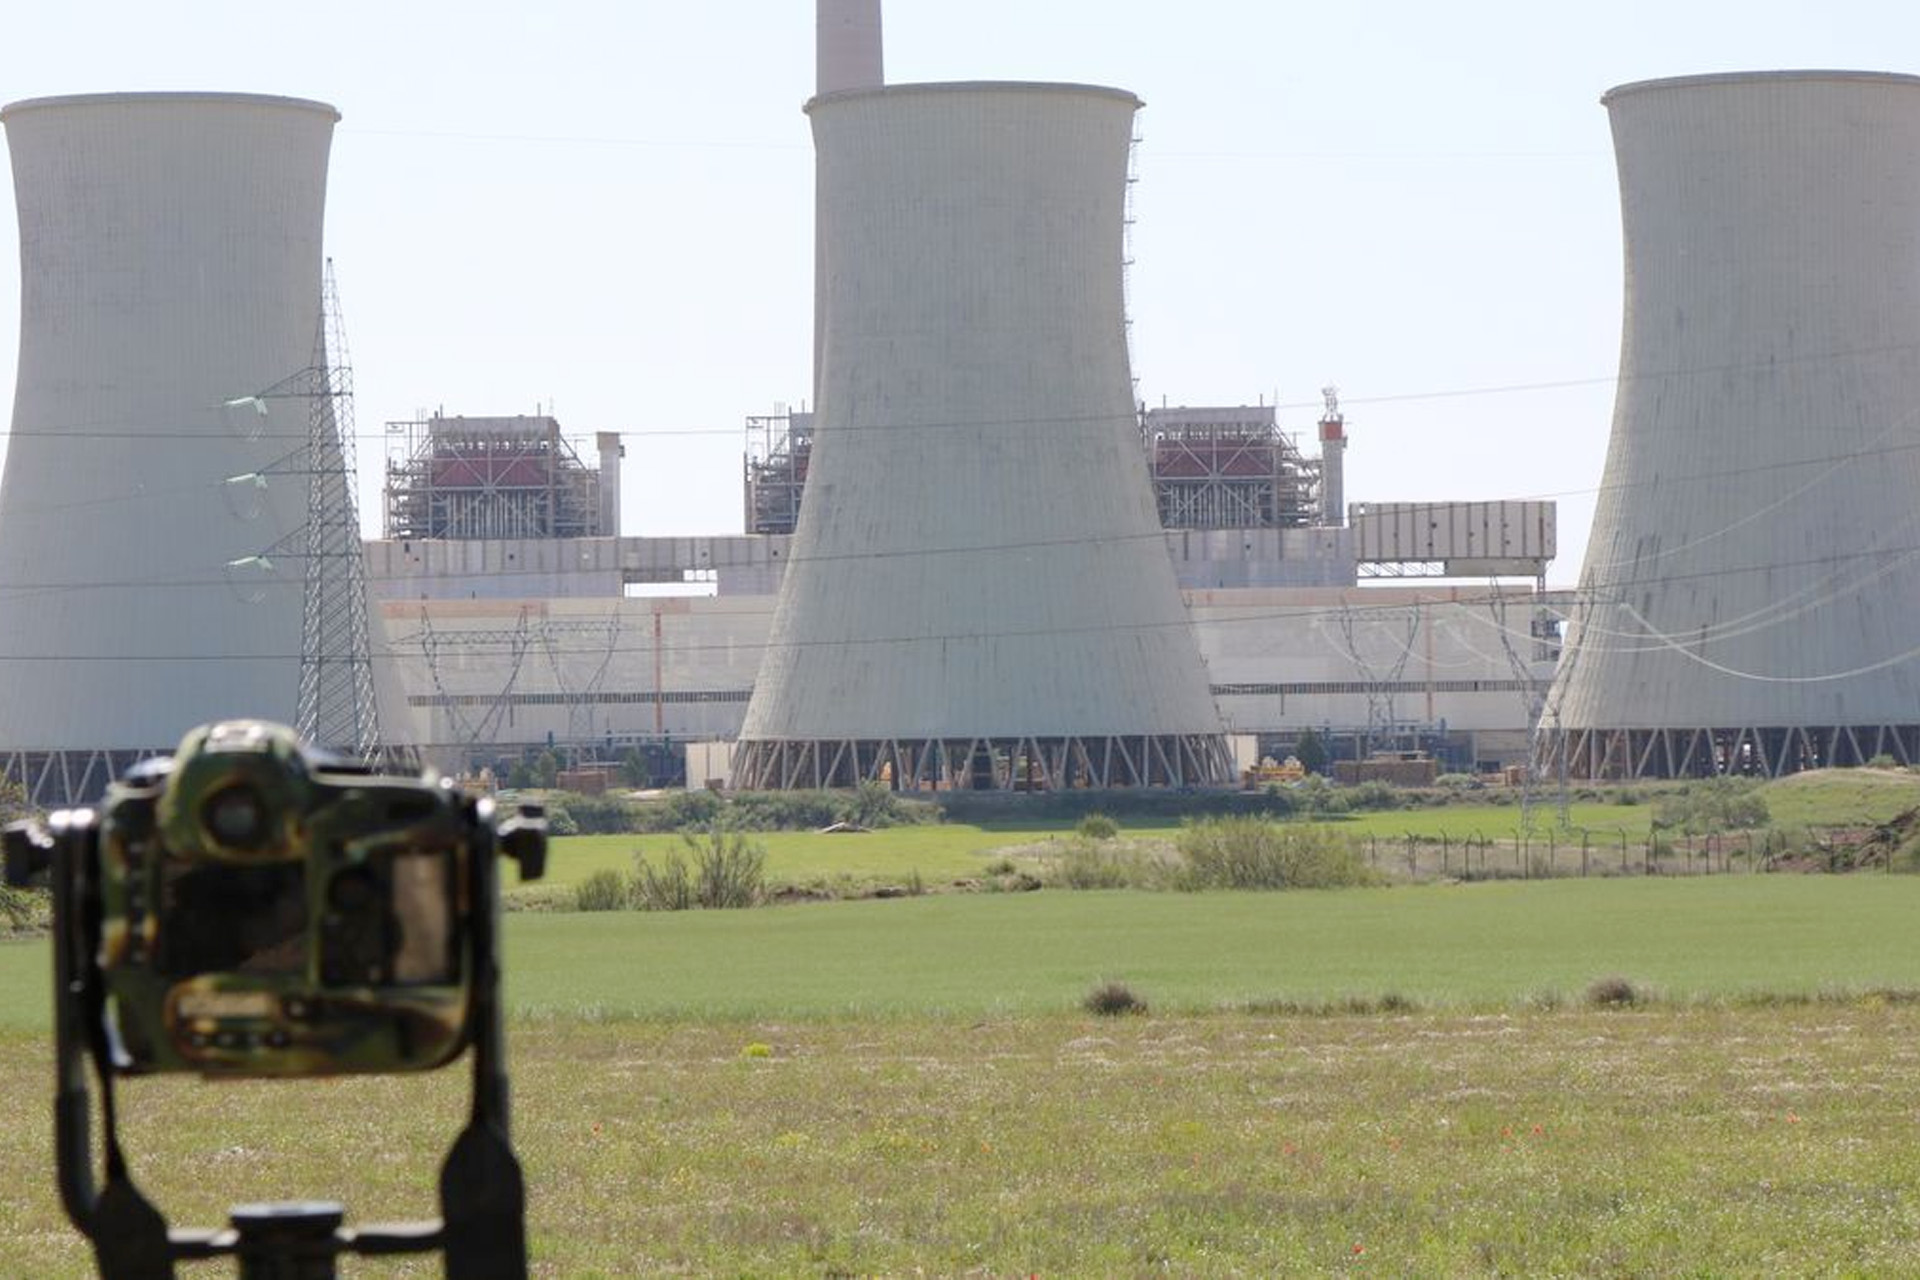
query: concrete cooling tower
[
  {"left": 735, "top": 82, "right": 1232, "bottom": 790},
  {"left": 0, "top": 92, "right": 407, "bottom": 803},
  {"left": 1545, "top": 71, "right": 1920, "bottom": 778}
]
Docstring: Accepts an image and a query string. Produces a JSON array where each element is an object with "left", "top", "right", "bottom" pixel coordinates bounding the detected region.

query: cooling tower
[
  {"left": 1545, "top": 71, "right": 1920, "bottom": 778},
  {"left": 736, "top": 82, "right": 1232, "bottom": 790},
  {"left": 0, "top": 92, "right": 407, "bottom": 803}
]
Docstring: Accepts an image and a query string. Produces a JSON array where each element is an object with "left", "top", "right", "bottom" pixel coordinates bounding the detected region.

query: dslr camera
[{"left": 5, "top": 719, "right": 546, "bottom": 1278}]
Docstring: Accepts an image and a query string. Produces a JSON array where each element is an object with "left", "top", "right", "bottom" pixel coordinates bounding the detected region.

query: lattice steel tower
[{"left": 295, "top": 260, "right": 381, "bottom": 759}]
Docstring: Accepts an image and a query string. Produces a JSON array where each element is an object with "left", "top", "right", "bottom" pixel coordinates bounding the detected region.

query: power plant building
[
  {"left": 1546, "top": 71, "right": 1920, "bottom": 777},
  {"left": 733, "top": 82, "right": 1234, "bottom": 789},
  {"left": 383, "top": 413, "right": 623, "bottom": 541},
  {"left": 0, "top": 93, "right": 411, "bottom": 804}
]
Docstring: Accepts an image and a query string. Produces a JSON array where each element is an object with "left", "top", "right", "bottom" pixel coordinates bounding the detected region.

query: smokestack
[
  {"left": 817, "top": 0, "right": 883, "bottom": 97},
  {"left": 1317, "top": 386, "right": 1346, "bottom": 526},
  {"left": 596, "top": 431, "right": 624, "bottom": 536}
]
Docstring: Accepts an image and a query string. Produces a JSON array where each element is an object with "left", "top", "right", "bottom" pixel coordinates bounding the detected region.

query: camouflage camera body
[{"left": 95, "top": 721, "right": 487, "bottom": 1077}]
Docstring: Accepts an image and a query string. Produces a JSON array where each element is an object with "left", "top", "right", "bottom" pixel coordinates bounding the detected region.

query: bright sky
[{"left": 0, "top": 0, "right": 1911, "bottom": 585}]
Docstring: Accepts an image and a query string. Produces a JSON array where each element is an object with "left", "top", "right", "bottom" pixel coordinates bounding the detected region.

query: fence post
[
  {"left": 1441, "top": 831, "right": 1449, "bottom": 877},
  {"left": 1406, "top": 832, "right": 1417, "bottom": 877},
  {"left": 1581, "top": 831, "right": 1590, "bottom": 878}
]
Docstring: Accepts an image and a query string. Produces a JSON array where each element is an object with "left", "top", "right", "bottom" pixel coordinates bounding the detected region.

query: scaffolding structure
[
  {"left": 743, "top": 409, "right": 813, "bottom": 535},
  {"left": 383, "top": 413, "right": 609, "bottom": 540},
  {"left": 1142, "top": 405, "right": 1322, "bottom": 529}
]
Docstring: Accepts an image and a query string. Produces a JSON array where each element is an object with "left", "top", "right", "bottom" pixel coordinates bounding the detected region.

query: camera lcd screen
[
  {"left": 158, "top": 851, "right": 457, "bottom": 987},
  {"left": 157, "top": 860, "right": 308, "bottom": 978}
]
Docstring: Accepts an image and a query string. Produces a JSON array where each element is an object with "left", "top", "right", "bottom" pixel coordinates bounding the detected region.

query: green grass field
[
  {"left": 519, "top": 768, "right": 1920, "bottom": 897},
  {"left": 4, "top": 877, "right": 1916, "bottom": 1033},
  {"left": 4, "top": 773, "right": 1917, "bottom": 1274},
  {"left": 4, "top": 1001, "right": 1920, "bottom": 1276}
]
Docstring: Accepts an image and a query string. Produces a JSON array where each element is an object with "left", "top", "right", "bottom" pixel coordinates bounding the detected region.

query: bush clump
[
  {"left": 1084, "top": 980, "right": 1148, "bottom": 1017},
  {"left": 633, "top": 852, "right": 696, "bottom": 911},
  {"left": 1076, "top": 812, "right": 1120, "bottom": 841},
  {"left": 691, "top": 825, "right": 766, "bottom": 908},
  {"left": 540, "top": 801, "right": 581, "bottom": 837},
  {"left": 1651, "top": 777, "right": 1770, "bottom": 835},
  {"left": 553, "top": 793, "right": 640, "bottom": 834},
  {"left": 1174, "top": 817, "right": 1379, "bottom": 890},
  {"left": 571, "top": 868, "right": 630, "bottom": 912},
  {"left": 1586, "top": 975, "right": 1645, "bottom": 1008},
  {"left": 726, "top": 790, "right": 843, "bottom": 832},
  {"left": 1343, "top": 780, "right": 1402, "bottom": 812},
  {"left": 1048, "top": 839, "right": 1169, "bottom": 890}
]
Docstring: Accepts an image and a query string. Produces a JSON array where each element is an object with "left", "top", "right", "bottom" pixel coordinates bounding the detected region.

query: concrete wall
[{"left": 382, "top": 585, "right": 1560, "bottom": 768}]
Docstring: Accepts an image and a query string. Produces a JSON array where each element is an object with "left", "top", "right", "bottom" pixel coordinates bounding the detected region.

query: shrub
[
  {"left": 1434, "top": 773, "right": 1481, "bottom": 792},
  {"left": 833, "top": 782, "right": 942, "bottom": 830},
  {"left": 540, "top": 801, "right": 581, "bottom": 837},
  {"left": 1345, "top": 780, "right": 1402, "bottom": 812},
  {"left": 571, "top": 868, "right": 629, "bottom": 912},
  {"left": 1076, "top": 813, "right": 1120, "bottom": 841},
  {"left": 728, "top": 790, "right": 843, "bottom": 831},
  {"left": 554, "top": 793, "right": 640, "bottom": 834},
  {"left": 648, "top": 789, "right": 724, "bottom": 833},
  {"left": 1084, "top": 980, "right": 1148, "bottom": 1017},
  {"left": 1174, "top": 818, "right": 1378, "bottom": 890},
  {"left": 1586, "top": 975, "right": 1644, "bottom": 1008},
  {"left": 1047, "top": 839, "right": 1168, "bottom": 890},
  {"left": 1652, "top": 777, "right": 1769, "bottom": 834},
  {"left": 982, "top": 856, "right": 1018, "bottom": 876},
  {"left": 1291, "top": 775, "right": 1350, "bottom": 817},
  {"left": 1868, "top": 754, "right": 1899, "bottom": 769},
  {"left": 682, "top": 825, "right": 766, "bottom": 908},
  {"left": 633, "top": 851, "right": 696, "bottom": 911}
]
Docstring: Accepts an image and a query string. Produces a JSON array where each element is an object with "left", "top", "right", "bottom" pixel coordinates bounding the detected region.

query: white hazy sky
[{"left": 0, "top": 1, "right": 1914, "bottom": 585}]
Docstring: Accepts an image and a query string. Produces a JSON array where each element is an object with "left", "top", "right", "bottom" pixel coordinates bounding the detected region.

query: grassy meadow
[
  {"left": 523, "top": 767, "right": 1920, "bottom": 897},
  {"left": 3, "top": 768, "right": 1918, "bottom": 1273},
  {"left": 4, "top": 1000, "right": 1920, "bottom": 1275}
]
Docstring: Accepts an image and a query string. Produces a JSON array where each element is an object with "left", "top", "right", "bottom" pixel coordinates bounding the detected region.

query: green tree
[
  {"left": 1293, "top": 728, "right": 1328, "bottom": 776},
  {"left": 533, "top": 750, "right": 560, "bottom": 790},
  {"left": 620, "top": 747, "right": 650, "bottom": 788}
]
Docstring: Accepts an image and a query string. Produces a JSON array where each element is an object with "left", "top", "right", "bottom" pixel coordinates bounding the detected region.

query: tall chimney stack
[{"left": 817, "top": 0, "right": 883, "bottom": 97}]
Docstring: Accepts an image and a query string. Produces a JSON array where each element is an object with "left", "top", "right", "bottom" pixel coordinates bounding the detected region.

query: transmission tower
[{"left": 294, "top": 259, "right": 381, "bottom": 759}]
